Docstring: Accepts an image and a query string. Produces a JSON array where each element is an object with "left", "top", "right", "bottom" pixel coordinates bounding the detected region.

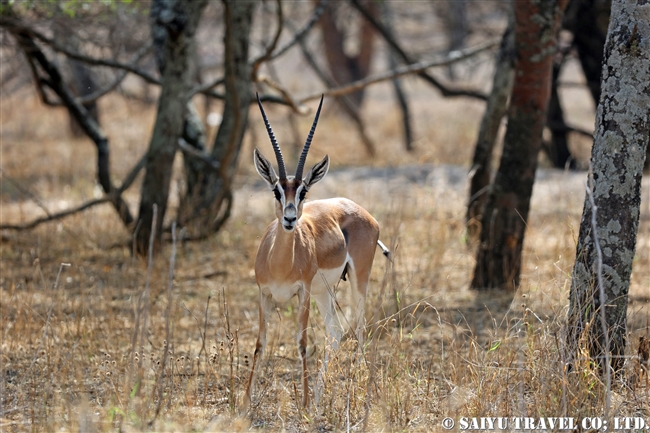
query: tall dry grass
[{"left": 1, "top": 83, "right": 649, "bottom": 432}]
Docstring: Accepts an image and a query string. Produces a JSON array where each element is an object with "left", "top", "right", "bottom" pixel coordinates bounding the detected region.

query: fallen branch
[
  {"left": 0, "top": 168, "right": 52, "bottom": 218},
  {"left": 0, "top": 197, "right": 113, "bottom": 231},
  {"left": 0, "top": 153, "right": 147, "bottom": 232}
]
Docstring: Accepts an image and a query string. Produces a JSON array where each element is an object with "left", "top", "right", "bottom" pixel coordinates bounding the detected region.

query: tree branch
[
  {"left": 0, "top": 17, "right": 159, "bottom": 84},
  {"left": 177, "top": 139, "right": 220, "bottom": 171},
  {"left": 75, "top": 42, "right": 154, "bottom": 105},
  {"left": 0, "top": 168, "right": 52, "bottom": 217},
  {"left": 251, "top": 0, "right": 283, "bottom": 80},
  {"left": 0, "top": 152, "right": 147, "bottom": 232},
  {"left": 289, "top": 18, "right": 376, "bottom": 155},
  {"left": 269, "top": 0, "right": 329, "bottom": 61},
  {"left": 0, "top": 197, "right": 113, "bottom": 231},
  {"left": 349, "top": 0, "right": 488, "bottom": 101},
  {"left": 299, "top": 38, "right": 499, "bottom": 103}
]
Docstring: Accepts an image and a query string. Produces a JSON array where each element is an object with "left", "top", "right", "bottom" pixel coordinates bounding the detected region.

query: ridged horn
[
  {"left": 295, "top": 95, "right": 324, "bottom": 180},
  {"left": 256, "top": 92, "right": 287, "bottom": 180}
]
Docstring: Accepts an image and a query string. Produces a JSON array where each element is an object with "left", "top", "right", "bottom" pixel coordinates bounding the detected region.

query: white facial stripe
[
  {"left": 295, "top": 184, "right": 308, "bottom": 206},
  {"left": 272, "top": 184, "right": 286, "bottom": 208}
]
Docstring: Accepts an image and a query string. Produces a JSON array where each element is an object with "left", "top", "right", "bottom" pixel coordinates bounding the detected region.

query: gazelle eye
[
  {"left": 299, "top": 188, "right": 307, "bottom": 201},
  {"left": 273, "top": 187, "right": 282, "bottom": 201}
]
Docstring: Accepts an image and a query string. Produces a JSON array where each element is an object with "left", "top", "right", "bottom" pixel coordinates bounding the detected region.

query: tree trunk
[
  {"left": 51, "top": 12, "right": 101, "bottom": 138},
  {"left": 567, "top": 0, "right": 650, "bottom": 374},
  {"left": 380, "top": 1, "right": 413, "bottom": 152},
  {"left": 545, "top": 60, "right": 576, "bottom": 169},
  {"left": 466, "top": 23, "right": 515, "bottom": 240},
  {"left": 316, "top": 1, "right": 376, "bottom": 109},
  {"left": 471, "top": 0, "right": 568, "bottom": 290},
  {"left": 441, "top": 0, "right": 468, "bottom": 80},
  {"left": 564, "top": 0, "right": 609, "bottom": 104},
  {"left": 149, "top": 6, "right": 208, "bottom": 231},
  {"left": 135, "top": 0, "right": 207, "bottom": 256},
  {"left": 177, "top": 0, "right": 254, "bottom": 239}
]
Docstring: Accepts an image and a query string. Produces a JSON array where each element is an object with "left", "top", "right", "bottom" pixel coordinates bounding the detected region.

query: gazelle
[{"left": 244, "top": 94, "right": 390, "bottom": 409}]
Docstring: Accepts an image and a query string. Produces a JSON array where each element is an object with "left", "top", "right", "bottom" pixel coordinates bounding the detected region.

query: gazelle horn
[
  {"left": 295, "top": 95, "right": 324, "bottom": 180},
  {"left": 256, "top": 93, "right": 287, "bottom": 180}
]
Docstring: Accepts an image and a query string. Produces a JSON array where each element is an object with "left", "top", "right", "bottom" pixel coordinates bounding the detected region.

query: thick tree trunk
[
  {"left": 135, "top": 0, "right": 207, "bottom": 256},
  {"left": 177, "top": 0, "right": 253, "bottom": 239},
  {"left": 466, "top": 23, "right": 515, "bottom": 239},
  {"left": 471, "top": 0, "right": 568, "bottom": 290},
  {"left": 567, "top": 0, "right": 650, "bottom": 374}
]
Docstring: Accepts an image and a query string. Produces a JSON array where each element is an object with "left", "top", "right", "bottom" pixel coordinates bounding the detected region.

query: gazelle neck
[{"left": 268, "top": 222, "right": 298, "bottom": 274}]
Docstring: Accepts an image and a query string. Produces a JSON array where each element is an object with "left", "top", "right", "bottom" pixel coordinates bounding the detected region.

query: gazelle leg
[
  {"left": 297, "top": 284, "right": 311, "bottom": 407},
  {"left": 347, "top": 262, "right": 368, "bottom": 349},
  {"left": 243, "top": 291, "right": 272, "bottom": 410},
  {"left": 312, "top": 290, "right": 344, "bottom": 404}
]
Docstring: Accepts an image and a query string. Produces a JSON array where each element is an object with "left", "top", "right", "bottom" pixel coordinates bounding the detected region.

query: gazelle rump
[{"left": 243, "top": 94, "right": 390, "bottom": 409}]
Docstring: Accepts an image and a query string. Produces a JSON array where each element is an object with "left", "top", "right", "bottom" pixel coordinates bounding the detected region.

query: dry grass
[{"left": 1, "top": 82, "right": 649, "bottom": 432}]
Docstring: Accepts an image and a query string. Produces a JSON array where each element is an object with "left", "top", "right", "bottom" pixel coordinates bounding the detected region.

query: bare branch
[
  {"left": 257, "top": 74, "right": 309, "bottom": 114},
  {"left": 0, "top": 152, "right": 146, "bottom": 232},
  {"left": 189, "top": 77, "right": 225, "bottom": 98},
  {"left": 0, "top": 197, "right": 113, "bottom": 231},
  {"left": 0, "top": 17, "right": 158, "bottom": 84},
  {"left": 177, "top": 139, "right": 220, "bottom": 171},
  {"left": 289, "top": 18, "right": 376, "bottom": 155},
  {"left": 251, "top": 0, "right": 283, "bottom": 79},
  {"left": 0, "top": 168, "right": 52, "bottom": 217},
  {"left": 269, "top": 0, "right": 329, "bottom": 61},
  {"left": 349, "top": 0, "right": 488, "bottom": 101},
  {"left": 299, "top": 38, "right": 500, "bottom": 103},
  {"left": 76, "top": 42, "right": 154, "bottom": 105}
]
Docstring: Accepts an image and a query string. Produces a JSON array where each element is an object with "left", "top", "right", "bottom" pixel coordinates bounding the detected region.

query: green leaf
[{"left": 487, "top": 340, "right": 501, "bottom": 352}]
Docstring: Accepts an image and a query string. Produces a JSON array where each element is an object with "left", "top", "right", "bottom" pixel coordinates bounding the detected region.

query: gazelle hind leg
[
  {"left": 346, "top": 259, "right": 368, "bottom": 349},
  {"left": 312, "top": 289, "right": 344, "bottom": 404}
]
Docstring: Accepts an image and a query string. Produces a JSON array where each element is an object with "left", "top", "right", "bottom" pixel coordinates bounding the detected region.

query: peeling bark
[
  {"left": 471, "top": 0, "right": 568, "bottom": 290},
  {"left": 567, "top": 0, "right": 650, "bottom": 374}
]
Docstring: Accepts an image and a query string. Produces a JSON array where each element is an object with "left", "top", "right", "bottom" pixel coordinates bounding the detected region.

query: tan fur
[
  {"left": 246, "top": 96, "right": 386, "bottom": 410},
  {"left": 244, "top": 197, "right": 381, "bottom": 409}
]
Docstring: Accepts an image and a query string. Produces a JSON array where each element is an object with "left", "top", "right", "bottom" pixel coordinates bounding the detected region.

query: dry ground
[{"left": 1, "top": 76, "right": 649, "bottom": 432}]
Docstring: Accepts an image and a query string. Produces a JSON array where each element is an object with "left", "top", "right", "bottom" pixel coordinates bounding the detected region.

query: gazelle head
[{"left": 254, "top": 94, "right": 329, "bottom": 232}]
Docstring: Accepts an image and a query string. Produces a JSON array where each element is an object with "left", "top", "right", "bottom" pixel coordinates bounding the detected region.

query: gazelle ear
[
  {"left": 254, "top": 148, "right": 278, "bottom": 186},
  {"left": 303, "top": 155, "right": 330, "bottom": 188}
]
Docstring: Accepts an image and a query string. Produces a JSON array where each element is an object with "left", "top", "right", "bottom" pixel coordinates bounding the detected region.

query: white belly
[{"left": 261, "top": 261, "right": 348, "bottom": 303}]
